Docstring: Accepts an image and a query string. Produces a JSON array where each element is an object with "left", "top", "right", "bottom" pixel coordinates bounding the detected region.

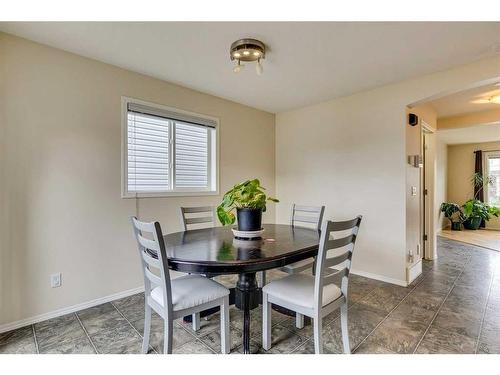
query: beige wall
[
  {"left": 447, "top": 141, "right": 500, "bottom": 230},
  {"left": 0, "top": 33, "right": 275, "bottom": 327},
  {"left": 405, "top": 108, "right": 421, "bottom": 267},
  {"left": 438, "top": 108, "right": 500, "bottom": 129},
  {"left": 276, "top": 55, "right": 500, "bottom": 286}
]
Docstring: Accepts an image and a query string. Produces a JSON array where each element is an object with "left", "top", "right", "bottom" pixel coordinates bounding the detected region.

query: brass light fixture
[
  {"left": 230, "top": 38, "right": 266, "bottom": 75},
  {"left": 489, "top": 94, "right": 500, "bottom": 104}
]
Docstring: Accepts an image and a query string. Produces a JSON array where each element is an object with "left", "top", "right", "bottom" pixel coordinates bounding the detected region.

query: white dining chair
[
  {"left": 131, "top": 216, "right": 231, "bottom": 354},
  {"left": 262, "top": 216, "right": 362, "bottom": 354},
  {"left": 260, "top": 204, "right": 325, "bottom": 285},
  {"left": 280, "top": 204, "right": 325, "bottom": 275},
  {"left": 259, "top": 204, "right": 325, "bottom": 328},
  {"left": 180, "top": 206, "right": 215, "bottom": 231},
  {"left": 179, "top": 205, "right": 218, "bottom": 329}
]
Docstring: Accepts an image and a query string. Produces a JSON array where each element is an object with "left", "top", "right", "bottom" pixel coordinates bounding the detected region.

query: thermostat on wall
[{"left": 407, "top": 155, "right": 423, "bottom": 168}]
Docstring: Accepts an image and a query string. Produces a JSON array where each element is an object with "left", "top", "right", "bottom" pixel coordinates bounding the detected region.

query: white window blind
[
  {"left": 175, "top": 122, "right": 209, "bottom": 188},
  {"left": 123, "top": 99, "right": 217, "bottom": 197}
]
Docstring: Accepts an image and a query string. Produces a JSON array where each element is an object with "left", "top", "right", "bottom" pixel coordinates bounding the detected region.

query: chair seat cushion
[
  {"left": 151, "top": 275, "right": 229, "bottom": 311},
  {"left": 280, "top": 258, "right": 314, "bottom": 273},
  {"left": 262, "top": 273, "right": 342, "bottom": 309}
]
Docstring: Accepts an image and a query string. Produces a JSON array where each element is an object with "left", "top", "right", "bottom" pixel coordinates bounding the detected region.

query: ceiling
[
  {"left": 438, "top": 122, "right": 500, "bottom": 145},
  {"left": 1, "top": 22, "right": 500, "bottom": 113},
  {"left": 429, "top": 82, "right": 500, "bottom": 118}
]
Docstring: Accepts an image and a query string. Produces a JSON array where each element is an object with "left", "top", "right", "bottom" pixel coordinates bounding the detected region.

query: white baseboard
[
  {"left": 0, "top": 286, "right": 144, "bottom": 334},
  {"left": 406, "top": 260, "right": 422, "bottom": 285},
  {"left": 350, "top": 268, "right": 408, "bottom": 287},
  {"left": 329, "top": 264, "right": 408, "bottom": 287}
]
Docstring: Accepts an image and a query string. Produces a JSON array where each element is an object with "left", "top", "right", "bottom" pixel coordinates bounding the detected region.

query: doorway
[
  {"left": 409, "top": 77, "right": 500, "bottom": 260},
  {"left": 421, "top": 122, "right": 434, "bottom": 260}
]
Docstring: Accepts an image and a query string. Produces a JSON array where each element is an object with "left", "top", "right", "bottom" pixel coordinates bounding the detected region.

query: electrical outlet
[
  {"left": 408, "top": 249, "right": 414, "bottom": 263},
  {"left": 50, "top": 273, "right": 62, "bottom": 288}
]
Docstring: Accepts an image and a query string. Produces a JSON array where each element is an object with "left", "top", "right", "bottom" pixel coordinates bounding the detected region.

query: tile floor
[{"left": 2, "top": 237, "right": 500, "bottom": 354}]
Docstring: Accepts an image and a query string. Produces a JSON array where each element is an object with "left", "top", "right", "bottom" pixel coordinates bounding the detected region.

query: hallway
[{"left": 439, "top": 229, "right": 500, "bottom": 253}]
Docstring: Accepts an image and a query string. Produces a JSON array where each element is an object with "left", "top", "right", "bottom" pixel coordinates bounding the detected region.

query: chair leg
[
  {"left": 163, "top": 318, "right": 173, "bottom": 354},
  {"left": 262, "top": 292, "right": 272, "bottom": 350},
  {"left": 192, "top": 312, "right": 200, "bottom": 331},
  {"left": 220, "top": 296, "right": 230, "bottom": 354},
  {"left": 340, "top": 302, "right": 350, "bottom": 354},
  {"left": 206, "top": 276, "right": 216, "bottom": 321},
  {"left": 313, "top": 315, "right": 323, "bottom": 354},
  {"left": 295, "top": 313, "right": 304, "bottom": 329},
  {"left": 142, "top": 303, "right": 152, "bottom": 354}
]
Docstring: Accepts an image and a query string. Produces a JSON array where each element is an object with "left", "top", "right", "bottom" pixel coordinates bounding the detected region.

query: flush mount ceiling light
[
  {"left": 230, "top": 38, "right": 266, "bottom": 75},
  {"left": 489, "top": 94, "right": 500, "bottom": 104}
]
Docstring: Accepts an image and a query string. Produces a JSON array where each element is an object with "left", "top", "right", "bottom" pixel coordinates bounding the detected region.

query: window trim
[
  {"left": 121, "top": 96, "right": 219, "bottom": 198},
  {"left": 484, "top": 151, "right": 500, "bottom": 208}
]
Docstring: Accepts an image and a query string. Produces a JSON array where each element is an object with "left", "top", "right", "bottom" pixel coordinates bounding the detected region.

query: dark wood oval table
[{"left": 162, "top": 224, "right": 320, "bottom": 354}]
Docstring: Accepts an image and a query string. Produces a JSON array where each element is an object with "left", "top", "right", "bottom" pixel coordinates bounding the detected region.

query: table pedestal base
[
  {"left": 235, "top": 272, "right": 259, "bottom": 354},
  {"left": 182, "top": 275, "right": 309, "bottom": 353}
]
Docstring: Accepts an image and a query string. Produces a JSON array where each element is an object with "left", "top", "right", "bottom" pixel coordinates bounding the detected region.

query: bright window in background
[
  {"left": 485, "top": 152, "right": 500, "bottom": 207},
  {"left": 122, "top": 98, "right": 218, "bottom": 197}
]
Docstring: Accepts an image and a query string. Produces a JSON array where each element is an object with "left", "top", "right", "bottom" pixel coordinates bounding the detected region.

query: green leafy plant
[
  {"left": 462, "top": 199, "right": 500, "bottom": 222},
  {"left": 217, "top": 179, "right": 279, "bottom": 226},
  {"left": 471, "top": 172, "right": 495, "bottom": 200},
  {"left": 440, "top": 202, "right": 465, "bottom": 225}
]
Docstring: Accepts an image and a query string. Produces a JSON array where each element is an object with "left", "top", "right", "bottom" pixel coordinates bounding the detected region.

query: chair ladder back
[
  {"left": 180, "top": 206, "right": 215, "bottom": 231},
  {"left": 313, "top": 216, "right": 362, "bottom": 308},
  {"left": 291, "top": 204, "right": 325, "bottom": 231},
  {"left": 140, "top": 250, "right": 160, "bottom": 268},
  {"left": 130, "top": 217, "right": 173, "bottom": 317},
  {"left": 144, "top": 267, "right": 163, "bottom": 287},
  {"left": 323, "top": 250, "right": 352, "bottom": 269},
  {"left": 322, "top": 267, "right": 349, "bottom": 285}
]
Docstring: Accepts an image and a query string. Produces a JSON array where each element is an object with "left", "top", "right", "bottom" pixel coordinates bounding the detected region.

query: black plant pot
[
  {"left": 451, "top": 222, "right": 462, "bottom": 231},
  {"left": 463, "top": 217, "right": 482, "bottom": 230},
  {"left": 236, "top": 208, "right": 262, "bottom": 231}
]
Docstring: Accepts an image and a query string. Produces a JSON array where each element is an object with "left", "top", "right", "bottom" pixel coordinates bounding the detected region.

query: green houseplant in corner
[
  {"left": 217, "top": 179, "right": 279, "bottom": 231},
  {"left": 462, "top": 199, "right": 500, "bottom": 230},
  {"left": 461, "top": 173, "right": 499, "bottom": 230},
  {"left": 440, "top": 202, "right": 465, "bottom": 231}
]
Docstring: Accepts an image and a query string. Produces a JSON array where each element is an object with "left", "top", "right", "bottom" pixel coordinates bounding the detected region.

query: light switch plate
[
  {"left": 411, "top": 186, "right": 417, "bottom": 196},
  {"left": 51, "top": 273, "right": 62, "bottom": 288}
]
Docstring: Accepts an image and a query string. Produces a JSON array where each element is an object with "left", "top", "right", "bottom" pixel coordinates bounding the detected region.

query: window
[
  {"left": 122, "top": 98, "right": 218, "bottom": 197},
  {"left": 485, "top": 152, "right": 500, "bottom": 208}
]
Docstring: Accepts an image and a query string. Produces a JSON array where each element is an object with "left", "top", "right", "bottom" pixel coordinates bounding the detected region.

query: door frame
[{"left": 421, "top": 121, "right": 437, "bottom": 260}]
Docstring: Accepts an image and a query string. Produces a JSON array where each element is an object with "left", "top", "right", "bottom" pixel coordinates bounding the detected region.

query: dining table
[
  {"left": 160, "top": 224, "right": 320, "bottom": 354},
  {"left": 162, "top": 223, "right": 321, "bottom": 354}
]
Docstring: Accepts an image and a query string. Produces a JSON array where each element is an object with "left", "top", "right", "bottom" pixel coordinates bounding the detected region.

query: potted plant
[
  {"left": 440, "top": 202, "right": 465, "bottom": 231},
  {"left": 217, "top": 179, "right": 279, "bottom": 231},
  {"left": 462, "top": 199, "right": 500, "bottom": 230},
  {"left": 471, "top": 172, "right": 494, "bottom": 200}
]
